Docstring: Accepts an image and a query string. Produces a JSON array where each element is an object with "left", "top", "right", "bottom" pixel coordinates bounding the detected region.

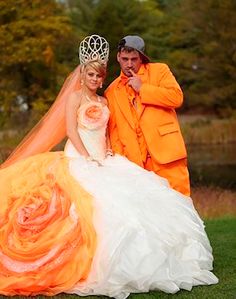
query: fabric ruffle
[
  {"left": 78, "top": 101, "right": 110, "bottom": 130},
  {"left": 65, "top": 155, "right": 219, "bottom": 298},
  {"left": 0, "top": 152, "right": 96, "bottom": 296}
]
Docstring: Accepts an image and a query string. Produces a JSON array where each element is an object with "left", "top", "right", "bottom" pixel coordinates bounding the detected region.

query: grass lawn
[{"left": 1, "top": 217, "right": 235, "bottom": 299}]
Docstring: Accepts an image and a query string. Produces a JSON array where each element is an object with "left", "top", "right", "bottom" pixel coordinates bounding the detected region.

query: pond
[
  {"left": 1, "top": 143, "right": 236, "bottom": 190},
  {"left": 188, "top": 143, "right": 236, "bottom": 189}
]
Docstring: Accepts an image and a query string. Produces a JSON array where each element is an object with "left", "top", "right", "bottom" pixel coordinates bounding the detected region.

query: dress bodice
[
  {"left": 77, "top": 101, "right": 110, "bottom": 131},
  {"left": 64, "top": 100, "right": 110, "bottom": 161}
]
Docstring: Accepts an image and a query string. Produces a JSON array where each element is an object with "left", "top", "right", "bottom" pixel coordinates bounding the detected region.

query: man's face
[{"left": 117, "top": 50, "right": 142, "bottom": 77}]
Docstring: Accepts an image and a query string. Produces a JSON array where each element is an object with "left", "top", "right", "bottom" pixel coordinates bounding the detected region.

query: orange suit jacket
[{"left": 105, "top": 63, "right": 187, "bottom": 166}]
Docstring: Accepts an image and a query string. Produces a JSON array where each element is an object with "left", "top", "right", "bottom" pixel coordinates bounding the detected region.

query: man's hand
[{"left": 127, "top": 70, "right": 142, "bottom": 93}]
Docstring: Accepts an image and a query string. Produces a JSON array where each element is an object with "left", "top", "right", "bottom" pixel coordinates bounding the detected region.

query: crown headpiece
[{"left": 79, "top": 34, "right": 109, "bottom": 65}]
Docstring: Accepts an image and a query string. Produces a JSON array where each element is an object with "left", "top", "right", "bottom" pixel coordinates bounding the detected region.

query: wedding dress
[
  {"left": 0, "top": 99, "right": 218, "bottom": 297},
  {"left": 65, "top": 100, "right": 218, "bottom": 298}
]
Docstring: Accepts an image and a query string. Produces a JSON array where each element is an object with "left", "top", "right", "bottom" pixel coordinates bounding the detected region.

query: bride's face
[{"left": 83, "top": 66, "right": 103, "bottom": 91}]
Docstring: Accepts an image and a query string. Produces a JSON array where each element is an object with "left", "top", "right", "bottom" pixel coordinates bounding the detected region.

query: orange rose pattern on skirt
[{"left": 0, "top": 152, "right": 96, "bottom": 296}]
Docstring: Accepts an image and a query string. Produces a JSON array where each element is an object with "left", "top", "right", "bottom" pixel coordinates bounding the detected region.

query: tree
[
  {"left": 159, "top": 0, "right": 236, "bottom": 114},
  {"left": 0, "top": 0, "right": 75, "bottom": 127},
  {"left": 66, "top": 0, "right": 96, "bottom": 35}
]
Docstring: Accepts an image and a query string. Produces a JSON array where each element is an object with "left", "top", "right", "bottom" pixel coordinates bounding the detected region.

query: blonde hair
[{"left": 81, "top": 60, "right": 107, "bottom": 79}]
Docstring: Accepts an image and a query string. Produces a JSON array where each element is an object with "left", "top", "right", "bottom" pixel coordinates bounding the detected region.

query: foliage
[
  {"left": 181, "top": 118, "right": 236, "bottom": 144},
  {"left": 65, "top": 0, "right": 95, "bottom": 35},
  {"left": 1, "top": 0, "right": 236, "bottom": 126},
  {"left": 0, "top": 0, "right": 76, "bottom": 127},
  {"left": 66, "top": 0, "right": 236, "bottom": 114},
  {"left": 192, "top": 187, "right": 236, "bottom": 218},
  {"left": 159, "top": 0, "right": 236, "bottom": 114}
]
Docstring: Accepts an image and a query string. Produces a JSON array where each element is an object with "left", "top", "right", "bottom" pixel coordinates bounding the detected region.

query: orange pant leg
[{"left": 145, "top": 157, "right": 190, "bottom": 196}]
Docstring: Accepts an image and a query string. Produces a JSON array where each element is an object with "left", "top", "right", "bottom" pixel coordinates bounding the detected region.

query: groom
[{"left": 105, "top": 35, "right": 190, "bottom": 196}]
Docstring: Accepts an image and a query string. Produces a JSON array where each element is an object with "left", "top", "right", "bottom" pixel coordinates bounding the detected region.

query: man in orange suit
[{"left": 105, "top": 35, "right": 190, "bottom": 196}]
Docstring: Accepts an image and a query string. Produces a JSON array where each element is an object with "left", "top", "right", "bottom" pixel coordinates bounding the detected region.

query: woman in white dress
[{"left": 0, "top": 35, "right": 218, "bottom": 298}]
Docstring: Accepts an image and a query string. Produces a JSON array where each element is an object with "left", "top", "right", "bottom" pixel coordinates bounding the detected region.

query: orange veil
[{"left": 1, "top": 65, "right": 81, "bottom": 169}]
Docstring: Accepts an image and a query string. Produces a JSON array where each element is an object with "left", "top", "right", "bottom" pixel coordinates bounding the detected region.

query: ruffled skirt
[
  {"left": 67, "top": 154, "right": 218, "bottom": 298},
  {"left": 0, "top": 153, "right": 218, "bottom": 297}
]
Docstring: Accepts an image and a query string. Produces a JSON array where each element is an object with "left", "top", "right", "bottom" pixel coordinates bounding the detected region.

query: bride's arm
[
  {"left": 65, "top": 92, "right": 90, "bottom": 158},
  {"left": 105, "top": 128, "right": 113, "bottom": 156},
  {"left": 101, "top": 96, "right": 113, "bottom": 156}
]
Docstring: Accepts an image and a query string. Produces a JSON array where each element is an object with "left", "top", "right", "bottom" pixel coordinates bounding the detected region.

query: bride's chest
[{"left": 77, "top": 102, "right": 110, "bottom": 130}]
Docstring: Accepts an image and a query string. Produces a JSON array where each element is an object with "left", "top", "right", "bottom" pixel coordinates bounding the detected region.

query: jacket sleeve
[
  {"left": 139, "top": 64, "right": 183, "bottom": 109},
  {"left": 104, "top": 89, "right": 124, "bottom": 155}
]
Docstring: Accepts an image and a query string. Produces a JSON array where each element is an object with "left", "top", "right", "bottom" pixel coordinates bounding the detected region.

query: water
[{"left": 188, "top": 143, "right": 236, "bottom": 189}]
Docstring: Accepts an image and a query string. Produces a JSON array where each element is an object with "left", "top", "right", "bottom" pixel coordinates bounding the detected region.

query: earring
[
  {"left": 100, "top": 82, "right": 103, "bottom": 88},
  {"left": 81, "top": 80, "right": 84, "bottom": 86}
]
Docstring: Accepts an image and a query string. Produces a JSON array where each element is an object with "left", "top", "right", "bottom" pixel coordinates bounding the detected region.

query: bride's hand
[
  {"left": 94, "top": 159, "right": 103, "bottom": 167},
  {"left": 106, "top": 148, "right": 113, "bottom": 157},
  {"left": 86, "top": 156, "right": 103, "bottom": 166}
]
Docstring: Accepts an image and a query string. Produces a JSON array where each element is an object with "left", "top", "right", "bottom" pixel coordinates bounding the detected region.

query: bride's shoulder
[
  {"left": 68, "top": 90, "right": 83, "bottom": 104},
  {"left": 70, "top": 89, "right": 83, "bottom": 99},
  {"left": 66, "top": 91, "right": 83, "bottom": 112}
]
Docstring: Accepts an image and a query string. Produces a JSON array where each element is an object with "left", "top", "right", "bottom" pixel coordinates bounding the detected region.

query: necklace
[{"left": 85, "top": 94, "right": 101, "bottom": 103}]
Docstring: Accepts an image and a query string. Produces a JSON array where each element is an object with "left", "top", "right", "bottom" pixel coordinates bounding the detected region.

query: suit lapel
[
  {"left": 113, "top": 65, "right": 149, "bottom": 126},
  {"left": 137, "top": 66, "right": 149, "bottom": 119},
  {"left": 137, "top": 98, "right": 145, "bottom": 119},
  {"left": 115, "top": 85, "right": 135, "bottom": 129}
]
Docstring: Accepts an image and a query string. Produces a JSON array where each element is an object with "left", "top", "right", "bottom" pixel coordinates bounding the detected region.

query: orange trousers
[{"left": 145, "top": 157, "right": 190, "bottom": 196}]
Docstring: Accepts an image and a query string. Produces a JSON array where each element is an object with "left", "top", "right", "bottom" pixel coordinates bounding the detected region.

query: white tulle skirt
[{"left": 65, "top": 154, "right": 218, "bottom": 298}]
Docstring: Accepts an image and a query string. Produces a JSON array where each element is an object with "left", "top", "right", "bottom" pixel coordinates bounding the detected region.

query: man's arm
[{"left": 139, "top": 64, "right": 183, "bottom": 109}]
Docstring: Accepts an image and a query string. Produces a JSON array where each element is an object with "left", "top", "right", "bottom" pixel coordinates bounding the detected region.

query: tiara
[{"left": 79, "top": 34, "right": 109, "bottom": 65}]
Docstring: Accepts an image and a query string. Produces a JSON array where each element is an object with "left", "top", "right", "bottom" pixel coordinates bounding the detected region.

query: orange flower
[
  {"left": 85, "top": 105, "right": 102, "bottom": 121},
  {"left": 0, "top": 152, "right": 96, "bottom": 296},
  {"left": 78, "top": 102, "right": 110, "bottom": 130}
]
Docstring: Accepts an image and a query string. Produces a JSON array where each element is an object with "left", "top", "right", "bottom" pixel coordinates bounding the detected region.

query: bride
[{"left": 0, "top": 35, "right": 218, "bottom": 298}]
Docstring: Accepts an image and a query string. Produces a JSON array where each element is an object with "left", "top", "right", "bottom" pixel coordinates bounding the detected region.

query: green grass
[{"left": 1, "top": 217, "right": 235, "bottom": 299}]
